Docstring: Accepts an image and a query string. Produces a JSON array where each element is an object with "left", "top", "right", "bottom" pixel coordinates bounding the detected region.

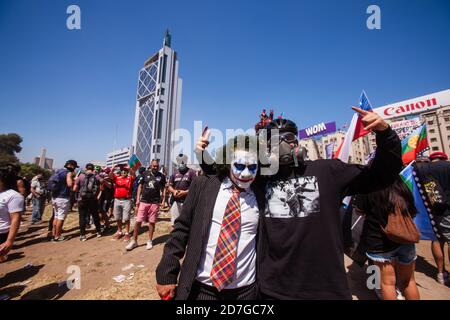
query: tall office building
[
  {"left": 132, "top": 30, "right": 182, "bottom": 173},
  {"left": 34, "top": 148, "right": 54, "bottom": 170}
]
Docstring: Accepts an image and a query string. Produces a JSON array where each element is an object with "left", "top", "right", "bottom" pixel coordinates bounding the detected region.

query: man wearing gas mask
[
  {"left": 156, "top": 136, "right": 265, "bottom": 300},
  {"left": 195, "top": 107, "right": 402, "bottom": 299},
  {"left": 167, "top": 154, "right": 197, "bottom": 226}
]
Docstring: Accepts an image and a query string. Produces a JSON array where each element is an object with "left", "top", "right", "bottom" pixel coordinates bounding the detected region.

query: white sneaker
[
  {"left": 396, "top": 288, "right": 405, "bottom": 300},
  {"left": 146, "top": 240, "right": 153, "bottom": 250},
  {"left": 126, "top": 240, "right": 138, "bottom": 251},
  {"left": 437, "top": 272, "right": 446, "bottom": 285}
]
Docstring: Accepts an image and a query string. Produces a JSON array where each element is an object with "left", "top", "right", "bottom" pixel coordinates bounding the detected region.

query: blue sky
[{"left": 1, "top": 0, "right": 449, "bottom": 168}]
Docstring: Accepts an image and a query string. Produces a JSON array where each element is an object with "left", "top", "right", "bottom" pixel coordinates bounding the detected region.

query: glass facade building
[{"left": 132, "top": 32, "right": 182, "bottom": 173}]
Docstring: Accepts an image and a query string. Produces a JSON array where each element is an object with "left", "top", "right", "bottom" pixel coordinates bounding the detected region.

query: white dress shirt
[{"left": 196, "top": 177, "right": 259, "bottom": 289}]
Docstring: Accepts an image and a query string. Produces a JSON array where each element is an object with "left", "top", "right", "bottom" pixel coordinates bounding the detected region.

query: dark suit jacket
[{"left": 155, "top": 174, "right": 265, "bottom": 300}]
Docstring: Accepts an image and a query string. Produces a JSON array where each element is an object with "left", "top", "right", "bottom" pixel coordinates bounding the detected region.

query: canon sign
[
  {"left": 374, "top": 89, "right": 450, "bottom": 120},
  {"left": 384, "top": 98, "right": 437, "bottom": 117}
]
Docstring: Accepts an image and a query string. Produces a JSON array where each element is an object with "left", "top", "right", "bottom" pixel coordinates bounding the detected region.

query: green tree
[
  {"left": 19, "top": 163, "right": 52, "bottom": 181},
  {"left": 0, "top": 133, "right": 23, "bottom": 167}
]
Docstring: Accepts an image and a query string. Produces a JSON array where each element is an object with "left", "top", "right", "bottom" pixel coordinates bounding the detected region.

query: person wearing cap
[
  {"left": 73, "top": 163, "right": 103, "bottom": 241},
  {"left": 416, "top": 151, "right": 450, "bottom": 285},
  {"left": 50, "top": 160, "right": 78, "bottom": 242},
  {"left": 429, "top": 151, "right": 448, "bottom": 161},
  {"left": 195, "top": 107, "right": 402, "bottom": 299}
]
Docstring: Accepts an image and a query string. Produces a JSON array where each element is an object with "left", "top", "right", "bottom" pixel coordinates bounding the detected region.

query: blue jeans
[
  {"left": 366, "top": 243, "right": 417, "bottom": 265},
  {"left": 32, "top": 197, "right": 43, "bottom": 222}
]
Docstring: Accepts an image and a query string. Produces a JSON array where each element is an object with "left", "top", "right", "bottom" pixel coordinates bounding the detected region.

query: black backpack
[{"left": 80, "top": 173, "right": 98, "bottom": 200}]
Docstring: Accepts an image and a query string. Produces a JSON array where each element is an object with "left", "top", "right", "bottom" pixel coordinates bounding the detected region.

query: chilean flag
[{"left": 336, "top": 91, "right": 373, "bottom": 163}]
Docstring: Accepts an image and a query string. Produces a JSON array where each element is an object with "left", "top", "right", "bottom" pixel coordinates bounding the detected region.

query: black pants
[
  {"left": 78, "top": 198, "right": 101, "bottom": 236},
  {"left": 187, "top": 281, "right": 257, "bottom": 300}
]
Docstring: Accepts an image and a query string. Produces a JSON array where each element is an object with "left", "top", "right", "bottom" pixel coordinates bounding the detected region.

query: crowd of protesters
[{"left": 0, "top": 153, "right": 197, "bottom": 257}]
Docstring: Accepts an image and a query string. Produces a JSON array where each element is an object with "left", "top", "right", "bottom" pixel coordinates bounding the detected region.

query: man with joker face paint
[
  {"left": 156, "top": 135, "right": 265, "bottom": 300},
  {"left": 194, "top": 107, "right": 403, "bottom": 300},
  {"left": 229, "top": 150, "right": 259, "bottom": 190}
]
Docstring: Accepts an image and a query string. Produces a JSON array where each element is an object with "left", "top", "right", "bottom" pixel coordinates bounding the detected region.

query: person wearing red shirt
[{"left": 110, "top": 165, "right": 135, "bottom": 242}]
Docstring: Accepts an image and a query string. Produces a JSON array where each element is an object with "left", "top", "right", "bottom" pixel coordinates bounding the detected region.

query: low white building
[{"left": 106, "top": 147, "right": 131, "bottom": 167}]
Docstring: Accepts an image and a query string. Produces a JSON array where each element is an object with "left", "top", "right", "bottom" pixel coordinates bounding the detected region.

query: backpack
[
  {"left": 422, "top": 175, "right": 447, "bottom": 215},
  {"left": 47, "top": 169, "right": 67, "bottom": 197},
  {"left": 80, "top": 173, "right": 98, "bottom": 200}
]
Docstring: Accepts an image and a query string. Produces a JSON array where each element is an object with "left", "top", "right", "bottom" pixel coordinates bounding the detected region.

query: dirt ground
[{"left": 1, "top": 204, "right": 450, "bottom": 300}]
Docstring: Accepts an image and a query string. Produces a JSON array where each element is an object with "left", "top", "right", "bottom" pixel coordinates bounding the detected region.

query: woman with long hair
[{"left": 355, "top": 177, "right": 420, "bottom": 300}]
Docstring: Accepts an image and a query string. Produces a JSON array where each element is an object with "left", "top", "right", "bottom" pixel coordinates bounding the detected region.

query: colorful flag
[
  {"left": 325, "top": 142, "right": 335, "bottom": 159},
  {"left": 400, "top": 162, "right": 436, "bottom": 240},
  {"left": 401, "top": 124, "right": 428, "bottom": 165},
  {"left": 128, "top": 154, "right": 142, "bottom": 171},
  {"left": 337, "top": 91, "right": 374, "bottom": 162},
  {"left": 353, "top": 90, "right": 373, "bottom": 140}
]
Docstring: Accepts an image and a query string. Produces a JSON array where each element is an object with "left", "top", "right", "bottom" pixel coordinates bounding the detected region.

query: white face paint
[{"left": 229, "top": 150, "right": 258, "bottom": 190}]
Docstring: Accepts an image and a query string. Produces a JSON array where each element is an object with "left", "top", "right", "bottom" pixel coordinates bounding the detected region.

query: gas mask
[
  {"left": 229, "top": 150, "right": 258, "bottom": 190},
  {"left": 269, "top": 132, "right": 306, "bottom": 167}
]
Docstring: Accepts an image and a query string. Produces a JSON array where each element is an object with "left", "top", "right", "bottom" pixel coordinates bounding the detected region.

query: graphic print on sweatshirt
[{"left": 265, "top": 176, "right": 320, "bottom": 218}]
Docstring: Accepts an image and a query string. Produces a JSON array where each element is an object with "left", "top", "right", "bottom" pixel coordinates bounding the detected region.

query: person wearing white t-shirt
[{"left": 0, "top": 165, "right": 24, "bottom": 262}]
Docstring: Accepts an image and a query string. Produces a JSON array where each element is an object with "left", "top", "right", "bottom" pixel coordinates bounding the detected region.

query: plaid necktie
[{"left": 210, "top": 185, "right": 241, "bottom": 291}]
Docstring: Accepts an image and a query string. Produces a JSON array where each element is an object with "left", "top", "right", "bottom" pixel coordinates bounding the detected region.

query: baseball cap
[
  {"left": 65, "top": 160, "right": 79, "bottom": 168},
  {"left": 429, "top": 151, "right": 448, "bottom": 161}
]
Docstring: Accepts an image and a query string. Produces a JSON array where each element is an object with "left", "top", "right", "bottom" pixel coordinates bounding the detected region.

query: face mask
[
  {"left": 278, "top": 141, "right": 296, "bottom": 165},
  {"left": 66, "top": 166, "right": 75, "bottom": 172},
  {"left": 269, "top": 131, "right": 301, "bottom": 167},
  {"left": 229, "top": 150, "right": 258, "bottom": 189}
]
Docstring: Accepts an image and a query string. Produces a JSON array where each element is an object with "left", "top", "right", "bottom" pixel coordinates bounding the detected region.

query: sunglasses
[{"left": 233, "top": 163, "right": 258, "bottom": 172}]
